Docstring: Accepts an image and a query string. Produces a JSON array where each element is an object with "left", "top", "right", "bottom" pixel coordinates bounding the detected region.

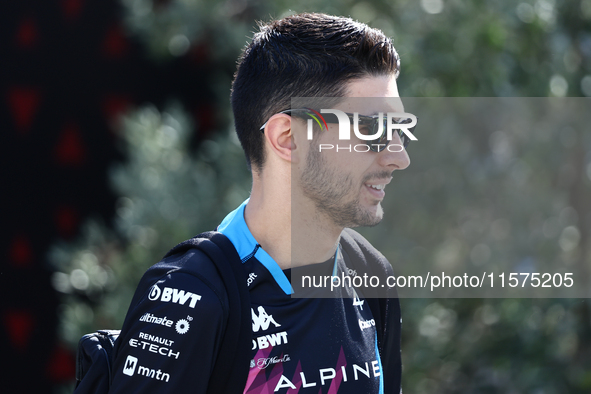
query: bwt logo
[
  {"left": 304, "top": 108, "right": 417, "bottom": 142},
  {"left": 148, "top": 284, "right": 201, "bottom": 308}
]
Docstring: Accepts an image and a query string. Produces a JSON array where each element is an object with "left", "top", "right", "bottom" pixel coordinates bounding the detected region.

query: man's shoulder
[
  {"left": 341, "top": 228, "right": 393, "bottom": 276},
  {"left": 144, "top": 230, "right": 244, "bottom": 286},
  {"left": 149, "top": 246, "right": 222, "bottom": 279},
  {"left": 132, "top": 245, "right": 230, "bottom": 309}
]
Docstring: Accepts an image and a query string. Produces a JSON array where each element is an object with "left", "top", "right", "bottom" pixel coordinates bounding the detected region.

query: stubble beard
[{"left": 299, "top": 146, "right": 385, "bottom": 229}]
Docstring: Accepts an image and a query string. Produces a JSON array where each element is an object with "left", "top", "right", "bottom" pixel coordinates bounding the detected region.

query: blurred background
[{"left": 2, "top": 0, "right": 591, "bottom": 392}]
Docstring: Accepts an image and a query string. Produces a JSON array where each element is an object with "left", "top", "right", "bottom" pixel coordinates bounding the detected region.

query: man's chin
[{"left": 350, "top": 204, "right": 384, "bottom": 228}]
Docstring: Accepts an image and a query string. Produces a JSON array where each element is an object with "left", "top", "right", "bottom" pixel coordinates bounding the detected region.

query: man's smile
[{"left": 363, "top": 178, "right": 392, "bottom": 200}]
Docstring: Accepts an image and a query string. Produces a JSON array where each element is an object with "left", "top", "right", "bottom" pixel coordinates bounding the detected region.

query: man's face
[{"left": 298, "top": 75, "right": 411, "bottom": 228}]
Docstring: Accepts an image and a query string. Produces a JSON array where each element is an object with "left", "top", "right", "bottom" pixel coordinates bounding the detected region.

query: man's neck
[{"left": 244, "top": 182, "right": 342, "bottom": 270}]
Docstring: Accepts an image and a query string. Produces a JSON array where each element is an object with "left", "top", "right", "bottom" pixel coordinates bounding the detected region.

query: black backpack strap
[{"left": 165, "top": 231, "right": 251, "bottom": 394}]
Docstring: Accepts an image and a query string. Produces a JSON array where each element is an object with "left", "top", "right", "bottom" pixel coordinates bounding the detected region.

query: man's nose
[{"left": 377, "top": 139, "right": 411, "bottom": 170}]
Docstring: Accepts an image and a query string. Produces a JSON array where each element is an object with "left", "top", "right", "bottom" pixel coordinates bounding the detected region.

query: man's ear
[{"left": 263, "top": 114, "right": 294, "bottom": 163}]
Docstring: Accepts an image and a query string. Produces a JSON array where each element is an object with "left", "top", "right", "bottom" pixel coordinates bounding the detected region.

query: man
[{"left": 109, "top": 12, "right": 411, "bottom": 394}]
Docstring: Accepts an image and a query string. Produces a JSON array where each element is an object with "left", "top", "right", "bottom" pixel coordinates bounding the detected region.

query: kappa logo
[
  {"left": 252, "top": 306, "right": 281, "bottom": 333},
  {"left": 148, "top": 284, "right": 201, "bottom": 308}
]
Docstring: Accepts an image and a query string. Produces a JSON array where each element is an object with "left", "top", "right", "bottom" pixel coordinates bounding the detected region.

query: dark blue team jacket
[{"left": 110, "top": 200, "right": 401, "bottom": 393}]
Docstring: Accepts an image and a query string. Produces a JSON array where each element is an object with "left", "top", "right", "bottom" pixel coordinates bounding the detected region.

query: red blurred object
[
  {"left": 16, "top": 18, "right": 38, "bottom": 48},
  {"left": 195, "top": 103, "right": 215, "bottom": 135},
  {"left": 61, "top": 0, "right": 84, "bottom": 21},
  {"left": 7, "top": 87, "right": 41, "bottom": 134},
  {"left": 102, "top": 94, "right": 132, "bottom": 124},
  {"left": 102, "top": 25, "right": 128, "bottom": 58},
  {"left": 55, "top": 205, "right": 80, "bottom": 238},
  {"left": 190, "top": 42, "right": 210, "bottom": 65},
  {"left": 54, "top": 122, "right": 86, "bottom": 166},
  {"left": 5, "top": 310, "right": 35, "bottom": 352},
  {"left": 9, "top": 235, "right": 33, "bottom": 268},
  {"left": 46, "top": 343, "right": 76, "bottom": 382}
]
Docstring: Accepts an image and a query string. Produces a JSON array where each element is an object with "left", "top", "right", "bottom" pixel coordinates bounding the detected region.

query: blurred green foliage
[
  {"left": 364, "top": 98, "right": 591, "bottom": 298},
  {"left": 50, "top": 103, "right": 251, "bottom": 346},
  {"left": 51, "top": 0, "right": 591, "bottom": 393}
]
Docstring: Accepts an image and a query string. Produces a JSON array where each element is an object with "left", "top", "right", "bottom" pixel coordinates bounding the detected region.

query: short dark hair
[{"left": 230, "top": 13, "right": 401, "bottom": 172}]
